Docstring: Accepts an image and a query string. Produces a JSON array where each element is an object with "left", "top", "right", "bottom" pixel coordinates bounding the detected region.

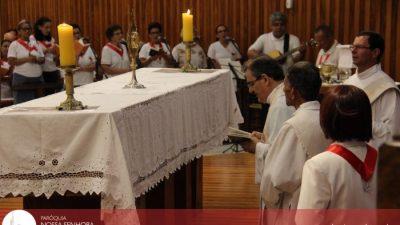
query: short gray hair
[{"left": 270, "top": 12, "right": 287, "bottom": 24}]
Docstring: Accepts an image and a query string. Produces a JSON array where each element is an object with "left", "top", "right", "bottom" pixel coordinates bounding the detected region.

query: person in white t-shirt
[
  {"left": 248, "top": 12, "right": 303, "bottom": 73},
  {"left": 314, "top": 25, "right": 340, "bottom": 68},
  {"left": 139, "top": 22, "right": 174, "bottom": 68},
  {"left": 101, "top": 25, "right": 131, "bottom": 77},
  {"left": 0, "top": 39, "right": 13, "bottom": 100},
  {"left": 207, "top": 24, "right": 241, "bottom": 69},
  {"left": 172, "top": 30, "right": 207, "bottom": 69},
  {"left": 72, "top": 24, "right": 96, "bottom": 86},
  {"left": 8, "top": 20, "right": 45, "bottom": 104},
  {"left": 32, "top": 17, "right": 62, "bottom": 94}
]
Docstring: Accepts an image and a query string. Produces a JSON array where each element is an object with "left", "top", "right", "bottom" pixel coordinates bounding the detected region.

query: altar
[{"left": 0, "top": 68, "right": 243, "bottom": 209}]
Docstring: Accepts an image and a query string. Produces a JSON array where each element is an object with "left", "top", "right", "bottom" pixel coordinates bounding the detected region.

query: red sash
[
  {"left": 327, "top": 144, "right": 377, "bottom": 182},
  {"left": 149, "top": 42, "right": 162, "bottom": 49},
  {"left": 106, "top": 43, "right": 123, "bottom": 57},
  {"left": 318, "top": 53, "right": 331, "bottom": 65},
  {"left": 39, "top": 40, "right": 52, "bottom": 49},
  {"left": 17, "top": 39, "right": 37, "bottom": 52}
]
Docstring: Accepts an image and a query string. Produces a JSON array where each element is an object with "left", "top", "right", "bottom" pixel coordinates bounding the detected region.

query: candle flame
[{"left": 187, "top": 9, "right": 191, "bottom": 14}]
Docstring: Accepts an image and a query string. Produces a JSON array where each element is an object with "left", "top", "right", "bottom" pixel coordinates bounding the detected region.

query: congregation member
[
  {"left": 72, "top": 24, "right": 96, "bottom": 86},
  {"left": 296, "top": 85, "right": 377, "bottom": 224},
  {"left": 314, "top": 25, "right": 340, "bottom": 68},
  {"left": 344, "top": 31, "right": 400, "bottom": 148},
  {"left": 32, "top": 17, "right": 62, "bottom": 93},
  {"left": 139, "top": 22, "right": 174, "bottom": 68},
  {"left": 1, "top": 39, "right": 13, "bottom": 100},
  {"left": 260, "top": 62, "right": 331, "bottom": 210},
  {"left": 101, "top": 25, "right": 130, "bottom": 77},
  {"left": 241, "top": 57, "right": 294, "bottom": 185},
  {"left": 8, "top": 20, "right": 44, "bottom": 104},
  {"left": 247, "top": 12, "right": 302, "bottom": 73},
  {"left": 172, "top": 30, "right": 207, "bottom": 69},
  {"left": 207, "top": 24, "right": 241, "bottom": 69}
]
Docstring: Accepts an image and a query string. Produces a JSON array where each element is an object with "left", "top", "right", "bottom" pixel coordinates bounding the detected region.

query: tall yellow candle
[
  {"left": 57, "top": 23, "right": 76, "bottom": 67},
  {"left": 182, "top": 9, "right": 194, "bottom": 42}
]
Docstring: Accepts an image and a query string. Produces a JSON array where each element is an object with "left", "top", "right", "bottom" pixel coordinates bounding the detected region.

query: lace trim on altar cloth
[{"left": 0, "top": 171, "right": 104, "bottom": 180}]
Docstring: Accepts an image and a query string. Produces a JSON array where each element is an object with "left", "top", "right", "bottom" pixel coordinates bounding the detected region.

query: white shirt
[
  {"left": 207, "top": 41, "right": 241, "bottom": 62},
  {"left": 254, "top": 83, "right": 295, "bottom": 184},
  {"left": 344, "top": 64, "right": 400, "bottom": 148},
  {"left": 172, "top": 42, "right": 207, "bottom": 69},
  {"left": 296, "top": 142, "right": 377, "bottom": 224},
  {"left": 7, "top": 39, "right": 43, "bottom": 77},
  {"left": 101, "top": 43, "right": 130, "bottom": 76},
  {"left": 0, "top": 60, "right": 12, "bottom": 99},
  {"left": 260, "top": 101, "right": 331, "bottom": 209},
  {"left": 315, "top": 40, "right": 340, "bottom": 67},
  {"left": 139, "top": 42, "right": 171, "bottom": 68},
  {"left": 30, "top": 35, "right": 58, "bottom": 72},
  {"left": 248, "top": 32, "right": 300, "bottom": 73},
  {"left": 75, "top": 41, "right": 96, "bottom": 86}
]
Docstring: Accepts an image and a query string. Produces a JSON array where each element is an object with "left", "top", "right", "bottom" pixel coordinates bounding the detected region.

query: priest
[
  {"left": 344, "top": 31, "right": 400, "bottom": 148},
  {"left": 241, "top": 57, "right": 294, "bottom": 185},
  {"left": 260, "top": 61, "right": 331, "bottom": 210}
]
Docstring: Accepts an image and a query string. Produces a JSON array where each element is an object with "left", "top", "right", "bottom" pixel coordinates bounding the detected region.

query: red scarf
[
  {"left": 318, "top": 53, "right": 331, "bottom": 65},
  {"left": 149, "top": 42, "right": 162, "bottom": 49},
  {"left": 39, "top": 40, "right": 52, "bottom": 49},
  {"left": 17, "top": 38, "right": 37, "bottom": 52},
  {"left": 327, "top": 144, "right": 377, "bottom": 182},
  {"left": 106, "top": 43, "right": 123, "bottom": 57}
]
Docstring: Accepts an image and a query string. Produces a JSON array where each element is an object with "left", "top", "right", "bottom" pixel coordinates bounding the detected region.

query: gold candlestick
[
  {"left": 57, "top": 66, "right": 86, "bottom": 110},
  {"left": 181, "top": 42, "right": 199, "bottom": 73},
  {"left": 124, "top": 9, "right": 145, "bottom": 89}
]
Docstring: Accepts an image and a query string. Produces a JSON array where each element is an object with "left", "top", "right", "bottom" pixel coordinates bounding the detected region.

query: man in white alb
[
  {"left": 241, "top": 57, "right": 294, "bottom": 186},
  {"left": 247, "top": 12, "right": 303, "bottom": 74},
  {"left": 260, "top": 62, "right": 331, "bottom": 211},
  {"left": 344, "top": 31, "right": 400, "bottom": 148}
]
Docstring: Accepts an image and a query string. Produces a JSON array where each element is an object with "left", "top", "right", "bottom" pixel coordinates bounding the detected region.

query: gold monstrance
[{"left": 124, "top": 9, "right": 145, "bottom": 89}]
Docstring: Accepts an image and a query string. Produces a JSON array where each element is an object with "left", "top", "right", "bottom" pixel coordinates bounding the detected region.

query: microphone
[
  {"left": 158, "top": 36, "right": 167, "bottom": 43},
  {"left": 225, "top": 36, "right": 236, "bottom": 42}
]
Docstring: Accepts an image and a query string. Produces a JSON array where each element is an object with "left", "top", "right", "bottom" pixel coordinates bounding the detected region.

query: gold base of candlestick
[
  {"left": 181, "top": 42, "right": 199, "bottom": 73},
  {"left": 57, "top": 66, "right": 87, "bottom": 111}
]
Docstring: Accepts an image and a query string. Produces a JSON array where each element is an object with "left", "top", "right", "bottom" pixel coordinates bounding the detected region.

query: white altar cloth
[{"left": 0, "top": 68, "right": 243, "bottom": 208}]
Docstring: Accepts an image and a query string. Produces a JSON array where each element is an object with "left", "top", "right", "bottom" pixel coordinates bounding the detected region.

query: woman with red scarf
[{"left": 8, "top": 20, "right": 44, "bottom": 103}]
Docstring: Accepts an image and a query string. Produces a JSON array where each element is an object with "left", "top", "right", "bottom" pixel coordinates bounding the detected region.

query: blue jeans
[{"left": 12, "top": 73, "right": 44, "bottom": 104}]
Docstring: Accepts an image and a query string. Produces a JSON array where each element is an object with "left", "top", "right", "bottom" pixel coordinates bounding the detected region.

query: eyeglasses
[
  {"left": 350, "top": 45, "right": 371, "bottom": 51},
  {"left": 246, "top": 76, "right": 264, "bottom": 88}
]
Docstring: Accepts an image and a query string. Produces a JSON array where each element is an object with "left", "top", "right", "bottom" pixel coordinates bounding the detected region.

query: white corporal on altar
[{"left": 0, "top": 68, "right": 243, "bottom": 209}]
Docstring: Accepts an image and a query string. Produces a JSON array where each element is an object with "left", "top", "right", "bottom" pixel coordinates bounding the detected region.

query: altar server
[
  {"left": 101, "top": 25, "right": 130, "bottom": 77},
  {"left": 260, "top": 61, "right": 331, "bottom": 210},
  {"left": 296, "top": 85, "right": 377, "bottom": 225},
  {"left": 344, "top": 31, "right": 400, "bottom": 148}
]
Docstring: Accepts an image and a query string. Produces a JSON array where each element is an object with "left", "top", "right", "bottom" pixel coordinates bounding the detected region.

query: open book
[{"left": 228, "top": 127, "right": 251, "bottom": 139}]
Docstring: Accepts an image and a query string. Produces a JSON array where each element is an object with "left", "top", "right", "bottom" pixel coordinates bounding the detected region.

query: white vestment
[
  {"left": 344, "top": 64, "right": 400, "bottom": 148},
  {"left": 260, "top": 101, "right": 331, "bottom": 209},
  {"left": 296, "top": 141, "right": 377, "bottom": 225},
  {"left": 255, "top": 83, "right": 295, "bottom": 184}
]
